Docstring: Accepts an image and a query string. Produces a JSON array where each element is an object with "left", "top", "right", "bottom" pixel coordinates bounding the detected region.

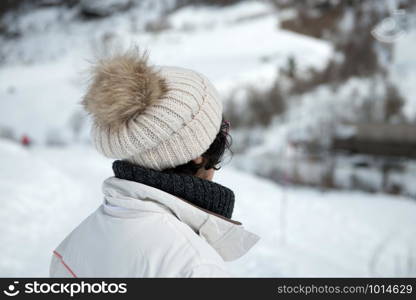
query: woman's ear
[
  {"left": 193, "top": 156, "right": 204, "bottom": 164},
  {"left": 193, "top": 156, "right": 214, "bottom": 181}
]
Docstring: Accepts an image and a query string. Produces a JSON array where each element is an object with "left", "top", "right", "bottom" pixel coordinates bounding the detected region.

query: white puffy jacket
[{"left": 50, "top": 177, "right": 259, "bottom": 277}]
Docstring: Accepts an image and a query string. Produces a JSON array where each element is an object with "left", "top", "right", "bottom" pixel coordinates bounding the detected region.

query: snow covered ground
[{"left": 1, "top": 139, "right": 416, "bottom": 277}]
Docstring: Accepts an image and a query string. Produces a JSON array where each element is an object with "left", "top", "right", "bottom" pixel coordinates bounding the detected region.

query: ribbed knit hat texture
[{"left": 82, "top": 51, "right": 223, "bottom": 171}]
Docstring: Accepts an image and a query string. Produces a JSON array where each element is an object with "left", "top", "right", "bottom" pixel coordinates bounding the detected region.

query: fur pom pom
[{"left": 82, "top": 50, "right": 167, "bottom": 127}]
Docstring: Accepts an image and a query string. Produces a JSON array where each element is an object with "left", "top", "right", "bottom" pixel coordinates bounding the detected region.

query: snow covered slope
[
  {"left": 0, "top": 140, "right": 85, "bottom": 276},
  {"left": 0, "top": 1, "right": 332, "bottom": 143},
  {"left": 1, "top": 139, "right": 416, "bottom": 277},
  {"left": 218, "top": 169, "right": 416, "bottom": 277}
]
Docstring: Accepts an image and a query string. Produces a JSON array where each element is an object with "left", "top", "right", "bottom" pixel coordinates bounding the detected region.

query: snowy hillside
[
  {"left": 0, "top": 1, "right": 332, "bottom": 143},
  {"left": 1, "top": 139, "right": 416, "bottom": 277}
]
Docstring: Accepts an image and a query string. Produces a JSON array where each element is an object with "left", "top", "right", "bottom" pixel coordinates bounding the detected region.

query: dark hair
[{"left": 163, "top": 119, "right": 232, "bottom": 176}]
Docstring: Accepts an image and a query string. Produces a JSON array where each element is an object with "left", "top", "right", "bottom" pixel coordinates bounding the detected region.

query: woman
[{"left": 50, "top": 50, "right": 259, "bottom": 277}]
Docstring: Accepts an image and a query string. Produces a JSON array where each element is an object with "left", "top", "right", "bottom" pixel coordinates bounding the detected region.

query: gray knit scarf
[{"left": 112, "top": 160, "right": 235, "bottom": 219}]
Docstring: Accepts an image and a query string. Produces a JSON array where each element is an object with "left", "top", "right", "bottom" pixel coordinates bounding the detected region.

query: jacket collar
[{"left": 102, "top": 177, "right": 259, "bottom": 262}]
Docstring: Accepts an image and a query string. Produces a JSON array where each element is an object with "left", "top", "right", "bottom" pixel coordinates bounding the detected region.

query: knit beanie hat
[{"left": 82, "top": 51, "right": 223, "bottom": 171}]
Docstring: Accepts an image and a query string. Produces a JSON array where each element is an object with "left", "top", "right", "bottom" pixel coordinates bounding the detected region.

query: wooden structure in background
[{"left": 333, "top": 123, "right": 416, "bottom": 158}]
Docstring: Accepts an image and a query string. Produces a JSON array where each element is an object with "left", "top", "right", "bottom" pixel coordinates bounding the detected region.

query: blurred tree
[
  {"left": 46, "top": 128, "right": 66, "bottom": 147},
  {"left": 383, "top": 83, "right": 404, "bottom": 122},
  {"left": 0, "top": 126, "right": 16, "bottom": 142},
  {"left": 69, "top": 111, "right": 86, "bottom": 143}
]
